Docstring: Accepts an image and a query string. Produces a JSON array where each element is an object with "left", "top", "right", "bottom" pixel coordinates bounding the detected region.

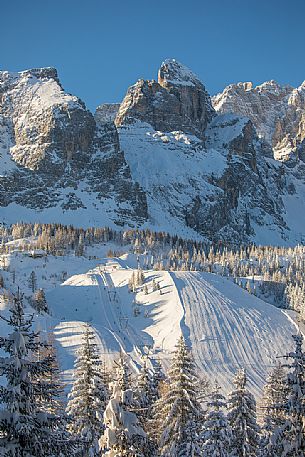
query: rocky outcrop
[
  {"left": 213, "top": 80, "right": 305, "bottom": 162},
  {"left": 0, "top": 68, "right": 95, "bottom": 174},
  {"left": 95, "top": 103, "right": 120, "bottom": 125},
  {"left": 272, "top": 82, "right": 305, "bottom": 161},
  {"left": 0, "top": 68, "right": 147, "bottom": 225},
  {"left": 115, "top": 59, "right": 215, "bottom": 138}
]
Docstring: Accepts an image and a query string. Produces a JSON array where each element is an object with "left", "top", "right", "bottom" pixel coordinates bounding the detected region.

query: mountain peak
[{"left": 158, "top": 58, "right": 201, "bottom": 88}]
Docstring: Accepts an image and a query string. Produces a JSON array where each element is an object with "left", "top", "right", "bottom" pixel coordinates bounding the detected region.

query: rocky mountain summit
[
  {"left": 213, "top": 80, "right": 305, "bottom": 162},
  {"left": 115, "top": 59, "right": 215, "bottom": 138},
  {"left": 1, "top": 60, "right": 305, "bottom": 244}
]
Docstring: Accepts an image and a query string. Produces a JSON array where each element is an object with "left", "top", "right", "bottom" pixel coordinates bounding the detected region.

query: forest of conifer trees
[{"left": 0, "top": 223, "right": 304, "bottom": 455}]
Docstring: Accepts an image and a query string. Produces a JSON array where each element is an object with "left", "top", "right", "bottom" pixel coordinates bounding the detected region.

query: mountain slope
[
  {"left": 0, "top": 247, "right": 298, "bottom": 397},
  {"left": 44, "top": 256, "right": 297, "bottom": 396},
  {"left": 1, "top": 60, "right": 305, "bottom": 244}
]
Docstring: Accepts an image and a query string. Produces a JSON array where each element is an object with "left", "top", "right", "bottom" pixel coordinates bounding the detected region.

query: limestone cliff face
[
  {"left": 158, "top": 59, "right": 215, "bottom": 133},
  {"left": 194, "top": 116, "right": 286, "bottom": 242},
  {"left": 0, "top": 68, "right": 147, "bottom": 225},
  {"left": 213, "top": 79, "right": 305, "bottom": 162},
  {"left": 115, "top": 59, "right": 215, "bottom": 138},
  {"left": 272, "top": 82, "right": 305, "bottom": 161},
  {"left": 0, "top": 68, "right": 95, "bottom": 174}
]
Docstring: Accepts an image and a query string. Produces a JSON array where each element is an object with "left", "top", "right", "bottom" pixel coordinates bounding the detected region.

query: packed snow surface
[
  {"left": 0, "top": 250, "right": 297, "bottom": 397},
  {"left": 48, "top": 257, "right": 297, "bottom": 395}
]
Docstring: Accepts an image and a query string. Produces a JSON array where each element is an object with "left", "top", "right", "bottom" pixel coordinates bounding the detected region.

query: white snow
[
  {"left": 159, "top": 59, "right": 200, "bottom": 87},
  {"left": 0, "top": 244, "right": 299, "bottom": 398},
  {"left": 118, "top": 121, "right": 228, "bottom": 239}
]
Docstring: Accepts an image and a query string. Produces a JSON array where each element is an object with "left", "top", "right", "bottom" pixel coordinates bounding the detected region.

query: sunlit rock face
[
  {"left": 213, "top": 79, "right": 305, "bottom": 162},
  {"left": 115, "top": 59, "right": 215, "bottom": 138}
]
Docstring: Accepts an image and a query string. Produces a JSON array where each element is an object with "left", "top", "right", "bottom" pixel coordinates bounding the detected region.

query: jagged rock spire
[{"left": 115, "top": 59, "right": 215, "bottom": 137}]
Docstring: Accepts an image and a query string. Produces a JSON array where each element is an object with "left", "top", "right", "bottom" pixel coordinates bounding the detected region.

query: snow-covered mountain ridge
[{"left": 1, "top": 60, "right": 305, "bottom": 244}]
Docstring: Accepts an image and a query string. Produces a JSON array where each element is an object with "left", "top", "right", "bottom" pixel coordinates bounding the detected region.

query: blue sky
[{"left": 2, "top": 0, "right": 305, "bottom": 112}]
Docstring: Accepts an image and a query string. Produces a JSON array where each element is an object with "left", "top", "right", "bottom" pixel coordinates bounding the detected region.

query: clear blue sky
[{"left": 2, "top": 0, "right": 305, "bottom": 112}]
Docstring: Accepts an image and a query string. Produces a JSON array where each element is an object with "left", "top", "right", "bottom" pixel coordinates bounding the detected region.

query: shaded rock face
[
  {"left": 213, "top": 80, "right": 305, "bottom": 162},
  {"left": 0, "top": 68, "right": 147, "bottom": 225},
  {"left": 115, "top": 59, "right": 215, "bottom": 138},
  {"left": 186, "top": 117, "right": 286, "bottom": 243}
]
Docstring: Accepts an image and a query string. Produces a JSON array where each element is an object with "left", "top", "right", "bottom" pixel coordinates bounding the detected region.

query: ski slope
[
  {"left": 43, "top": 257, "right": 297, "bottom": 397},
  {"left": 0, "top": 250, "right": 298, "bottom": 397},
  {"left": 170, "top": 272, "right": 296, "bottom": 396}
]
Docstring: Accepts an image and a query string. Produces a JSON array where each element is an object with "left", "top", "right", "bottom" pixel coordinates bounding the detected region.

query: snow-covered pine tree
[
  {"left": 150, "top": 359, "right": 165, "bottom": 403},
  {"left": 136, "top": 269, "right": 145, "bottom": 287},
  {"left": 32, "top": 288, "right": 49, "bottom": 314},
  {"left": 0, "top": 290, "right": 71, "bottom": 456},
  {"left": 28, "top": 270, "right": 37, "bottom": 293},
  {"left": 66, "top": 325, "right": 108, "bottom": 456},
  {"left": 152, "top": 335, "right": 202, "bottom": 456},
  {"left": 259, "top": 363, "right": 288, "bottom": 456},
  {"left": 34, "top": 329, "right": 76, "bottom": 456},
  {"left": 152, "top": 279, "right": 157, "bottom": 292},
  {"left": 128, "top": 272, "right": 136, "bottom": 293},
  {"left": 273, "top": 333, "right": 305, "bottom": 456},
  {"left": 227, "top": 368, "right": 260, "bottom": 457},
  {"left": 202, "top": 381, "right": 232, "bottom": 457},
  {"left": 100, "top": 353, "right": 148, "bottom": 456},
  {"left": 134, "top": 360, "right": 154, "bottom": 426}
]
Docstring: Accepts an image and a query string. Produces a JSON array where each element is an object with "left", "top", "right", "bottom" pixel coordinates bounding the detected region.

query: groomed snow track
[{"left": 45, "top": 260, "right": 297, "bottom": 397}]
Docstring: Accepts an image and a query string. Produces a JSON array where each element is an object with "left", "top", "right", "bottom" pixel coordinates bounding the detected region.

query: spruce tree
[
  {"left": 100, "top": 353, "right": 148, "bottom": 456},
  {"left": 274, "top": 333, "right": 305, "bottom": 456},
  {"left": 260, "top": 363, "right": 288, "bottom": 456},
  {"left": 28, "top": 271, "right": 37, "bottom": 294},
  {"left": 202, "top": 382, "right": 232, "bottom": 457},
  {"left": 32, "top": 288, "right": 49, "bottom": 314},
  {"left": 227, "top": 369, "right": 260, "bottom": 457},
  {"left": 0, "top": 290, "right": 71, "bottom": 456},
  {"left": 150, "top": 359, "right": 165, "bottom": 403},
  {"left": 152, "top": 335, "right": 202, "bottom": 456},
  {"left": 66, "top": 325, "right": 108, "bottom": 456},
  {"left": 134, "top": 360, "right": 155, "bottom": 426}
]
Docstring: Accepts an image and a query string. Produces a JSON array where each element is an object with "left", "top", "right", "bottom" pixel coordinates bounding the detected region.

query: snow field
[{"left": 0, "top": 248, "right": 298, "bottom": 397}]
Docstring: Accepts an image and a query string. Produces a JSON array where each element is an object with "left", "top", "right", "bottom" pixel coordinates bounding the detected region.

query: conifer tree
[
  {"left": 0, "top": 291, "right": 71, "bottom": 456},
  {"left": 273, "top": 333, "right": 305, "bottom": 456},
  {"left": 202, "top": 382, "right": 232, "bottom": 457},
  {"left": 32, "top": 288, "right": 49, "bottom": 314},
  {"left": 134, "top": 360, "right": 154, "bottom": 426},
  {"left": 227, "top": 369, "right": 260, "bottom": 457},
  {"left": 28, "top": 271, "right": 37, "bottom": 293},
  {"left": 67, "top": 325, "right": 108, "bottom": 456},
  {"left": 150, "top": 359, "right": 165, "bottom": 403},
  {"left": 100, "top": 353, "right": 148, "bottom": 456},
  {"left": 152, "top": 336, "right": 202, "bottom": 456},
  {"left": 260, "top": 363, "right": 288, "bottom": 456}
]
